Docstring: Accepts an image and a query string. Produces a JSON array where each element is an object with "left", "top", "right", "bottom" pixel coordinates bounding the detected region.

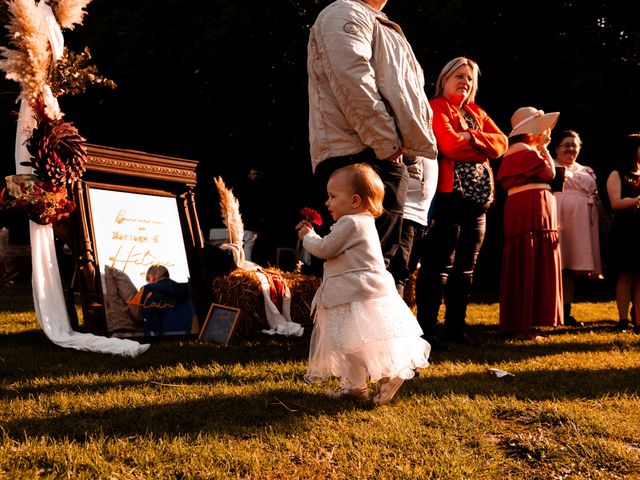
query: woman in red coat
[
  {"left": 415, "top": 57, "right": 507, "bottom": 347},
  {"left": 497, "top": 106, "right": 563, "bottom": 340}
]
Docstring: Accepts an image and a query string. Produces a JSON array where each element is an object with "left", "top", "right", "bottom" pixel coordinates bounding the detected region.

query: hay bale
[
  {"left": 210, "top": 268, "right": 320, "bottom": 337},
  {"left": 403, "top": 269, "right": 418, "bottom": 310}
]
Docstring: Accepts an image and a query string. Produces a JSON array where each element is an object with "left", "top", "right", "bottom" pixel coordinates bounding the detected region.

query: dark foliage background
[{"left": 1, "top": 0, "right": 639, "bottom": 292}]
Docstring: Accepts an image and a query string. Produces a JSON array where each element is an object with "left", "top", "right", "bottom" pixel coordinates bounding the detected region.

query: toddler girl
[{"left": 297, "top": 163, "right": 430, "bottom": 406}]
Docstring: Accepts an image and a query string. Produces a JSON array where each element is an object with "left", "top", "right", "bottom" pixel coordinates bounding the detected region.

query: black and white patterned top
[{"left": 453, "top": 110, "right": 493, "bottom": 205}]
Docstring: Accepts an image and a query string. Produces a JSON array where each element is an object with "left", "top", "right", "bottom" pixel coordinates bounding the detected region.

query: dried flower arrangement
[
  {"left": 0, "top": 0, "right": 114, "bottom": 226},
  {"left": 0, "top": 0, "right": 51, "bottom": 112},
  {"left": 23, "top": 97, "right": 88, "bottom": 187},
  {"left": 49, "top": 46, "right": 117, "bottom": 97},
  {"left": 0, "top": 174, "right": 75, "bottom": 225},
  {"left": 49, "top": 0, "right": 91, "bottom": 30}
]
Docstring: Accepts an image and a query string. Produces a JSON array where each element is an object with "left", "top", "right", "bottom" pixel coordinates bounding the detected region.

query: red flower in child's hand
[{"left": 300, "top": 207, "right": 322, "bottom": 227}]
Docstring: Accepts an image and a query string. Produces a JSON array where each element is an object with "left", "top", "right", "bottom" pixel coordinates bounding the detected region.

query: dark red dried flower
[
  {"left": 21, "top": 97, "right": 87, "bottom": 188},
  {"left": 0, "top": 175, "right": 75, "bottom": 225}
]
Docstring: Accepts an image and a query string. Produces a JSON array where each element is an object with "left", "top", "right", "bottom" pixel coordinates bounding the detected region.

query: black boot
[
  {"left": 442, "top": 272, "right": 478, "bottom": 346},
  {"left": 614, "top": 319, "right": 630, "bottom": 332},
  {"left": 563, "top": 304, "right": 583, "bottom": 327},
  {"left": 415, "top": 269, "right": 444, "bottom": 338}
]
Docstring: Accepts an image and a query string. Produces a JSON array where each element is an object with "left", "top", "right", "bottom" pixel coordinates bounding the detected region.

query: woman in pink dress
[
  {"left": 497, "top": 106, "right": 563, "bottom": 340},
  {"left": 552, "top": 130, "right": 602, "bottom": 327}
]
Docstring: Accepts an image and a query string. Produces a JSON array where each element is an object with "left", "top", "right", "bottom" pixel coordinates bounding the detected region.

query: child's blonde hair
[{"left": 332, "top": 163, "right": 385, "bottom": 218}]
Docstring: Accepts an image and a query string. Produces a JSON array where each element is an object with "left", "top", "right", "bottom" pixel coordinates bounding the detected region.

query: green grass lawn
[{"left": 1, "top": 287, "right": 639, "bottom": 479}]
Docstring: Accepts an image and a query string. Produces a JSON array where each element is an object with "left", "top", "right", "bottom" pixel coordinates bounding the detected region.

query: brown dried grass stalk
[
  {"left": 213, "top": 177, "right": 245, "bottom": 250},
  {"left": 0, "top": 0, "right": 50, "bottom": 102}
]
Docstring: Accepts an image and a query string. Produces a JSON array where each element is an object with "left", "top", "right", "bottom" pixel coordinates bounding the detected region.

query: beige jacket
[
  {"left": 303, "top": 213, "right": 397, "bottom": 309},
  {"left": 307, "top": 0, "right": 437, "bottom": 171}
]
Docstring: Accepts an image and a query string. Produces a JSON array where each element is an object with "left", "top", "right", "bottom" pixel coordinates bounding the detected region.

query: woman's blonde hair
[
  {"left": 332, "top": 163, "right": 385, "bottom": 218},
  {"left": 434, "top": 56, "right": 480, "bottom": 104}
]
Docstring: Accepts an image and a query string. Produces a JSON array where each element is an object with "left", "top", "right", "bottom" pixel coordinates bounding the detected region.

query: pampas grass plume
[
  {"left": 51, "top": 0, "right": 93, "bottom": 30},
  {"left": 0, "top": 0, "right": 50, "bottom": 102},
  {"left": 213, "top": 176, "right": 245, "bottom": 249}
]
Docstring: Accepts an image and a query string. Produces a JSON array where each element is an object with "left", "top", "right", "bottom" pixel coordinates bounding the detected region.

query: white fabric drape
[
  {"left": 11, "top": 2, "right": 149, "bottom": 357},
  {"left": 235, "top": 260, "right": 303, "bottom": 337},
  {"left": 253, "top": 269, "right": 304, "bottom": 337}
]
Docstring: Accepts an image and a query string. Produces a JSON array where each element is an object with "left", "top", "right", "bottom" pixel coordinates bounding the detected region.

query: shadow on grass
[
  {"left": 404, "top": 364, "right": 640, "bottom": 402},
  {"left": 2, "top": 361, "right": 640, "bottom": 442},
  {"left": 0, "top": 286, "right": 37, "bottom": 313},
  {"left": 427, "top": 319, "right": 639, "bottom": 363},
  {"left": 5, "top": 352, "right": 637, "bottom": 405},
  {"left": 2, "top": 319, "right": 638, "bottom": 386},
  {"left": 2, "top": 324, "right": 639, "bottom": 441},
  {"left": 1, "top": 386, "right": 372, "bottom": 441},
  {"left": 0, "top": 328, "right": 312, "bottom": 383}
]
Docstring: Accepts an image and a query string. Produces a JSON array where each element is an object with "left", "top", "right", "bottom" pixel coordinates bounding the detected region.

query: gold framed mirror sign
[{"left": 67, "top": 144, "right": 206, "bottom": 337}]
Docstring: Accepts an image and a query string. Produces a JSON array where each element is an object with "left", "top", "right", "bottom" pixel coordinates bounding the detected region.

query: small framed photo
[{"left": 198, "top": 303, "right": 242, "bottom": 345}]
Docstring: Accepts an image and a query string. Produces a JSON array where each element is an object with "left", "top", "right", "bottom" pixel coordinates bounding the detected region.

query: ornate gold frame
[{"left": 67, "top": 144, "right": 205, "bottom": 336}]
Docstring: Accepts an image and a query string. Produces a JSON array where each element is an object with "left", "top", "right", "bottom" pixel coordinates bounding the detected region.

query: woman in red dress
[{"left": 497, "top": 106, "right": 563, "bottom": 340}]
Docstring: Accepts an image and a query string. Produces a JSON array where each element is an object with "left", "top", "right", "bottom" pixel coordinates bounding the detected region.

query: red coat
[{"left": 430, "top": 96, "right": 508, "bottom": 193}]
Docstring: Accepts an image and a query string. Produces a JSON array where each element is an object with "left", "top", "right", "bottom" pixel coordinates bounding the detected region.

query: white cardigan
[{"left": 303, "top": 213, "right": 397, "bottom": 308}]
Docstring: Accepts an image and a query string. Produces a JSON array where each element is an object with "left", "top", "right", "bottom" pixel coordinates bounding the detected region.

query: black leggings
[{"left": 415, "top": 192, "right": 488, "bottom": 337}]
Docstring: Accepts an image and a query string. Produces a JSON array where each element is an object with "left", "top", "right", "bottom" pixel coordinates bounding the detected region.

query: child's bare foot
[{"left": 373, "top": 377, "right": 404, "bottom": 406}]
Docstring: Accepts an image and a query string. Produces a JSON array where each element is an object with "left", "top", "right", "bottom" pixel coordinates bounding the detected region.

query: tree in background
[{"left": 1, "top": 0, "right": 638, "bottom": 279}]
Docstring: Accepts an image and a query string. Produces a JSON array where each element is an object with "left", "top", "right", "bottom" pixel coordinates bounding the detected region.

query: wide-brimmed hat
[{"left": 508, "top": 106, "right": 559, "bottom": 138}]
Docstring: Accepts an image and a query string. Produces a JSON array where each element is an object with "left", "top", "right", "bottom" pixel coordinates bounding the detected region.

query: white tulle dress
[{"left": 301, "top": 213, "right": 430, "bottom": 384}]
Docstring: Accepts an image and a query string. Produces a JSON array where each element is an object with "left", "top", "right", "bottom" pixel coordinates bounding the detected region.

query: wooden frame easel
[{"left": 66, "top": 143, "right": 206, "bottom": 336}]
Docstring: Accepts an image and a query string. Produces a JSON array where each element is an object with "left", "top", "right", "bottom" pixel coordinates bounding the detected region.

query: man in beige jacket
[{"left": 307, "top": 0, "right": 437, "bottom": 266}]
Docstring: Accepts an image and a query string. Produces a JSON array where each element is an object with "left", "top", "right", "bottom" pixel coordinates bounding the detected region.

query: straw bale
[
  {"left": 210, "top": 268, "right": 320, "bottom": 337},
  {"left": 403, "top": 269, "right": 418, "bottom": 309}
]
